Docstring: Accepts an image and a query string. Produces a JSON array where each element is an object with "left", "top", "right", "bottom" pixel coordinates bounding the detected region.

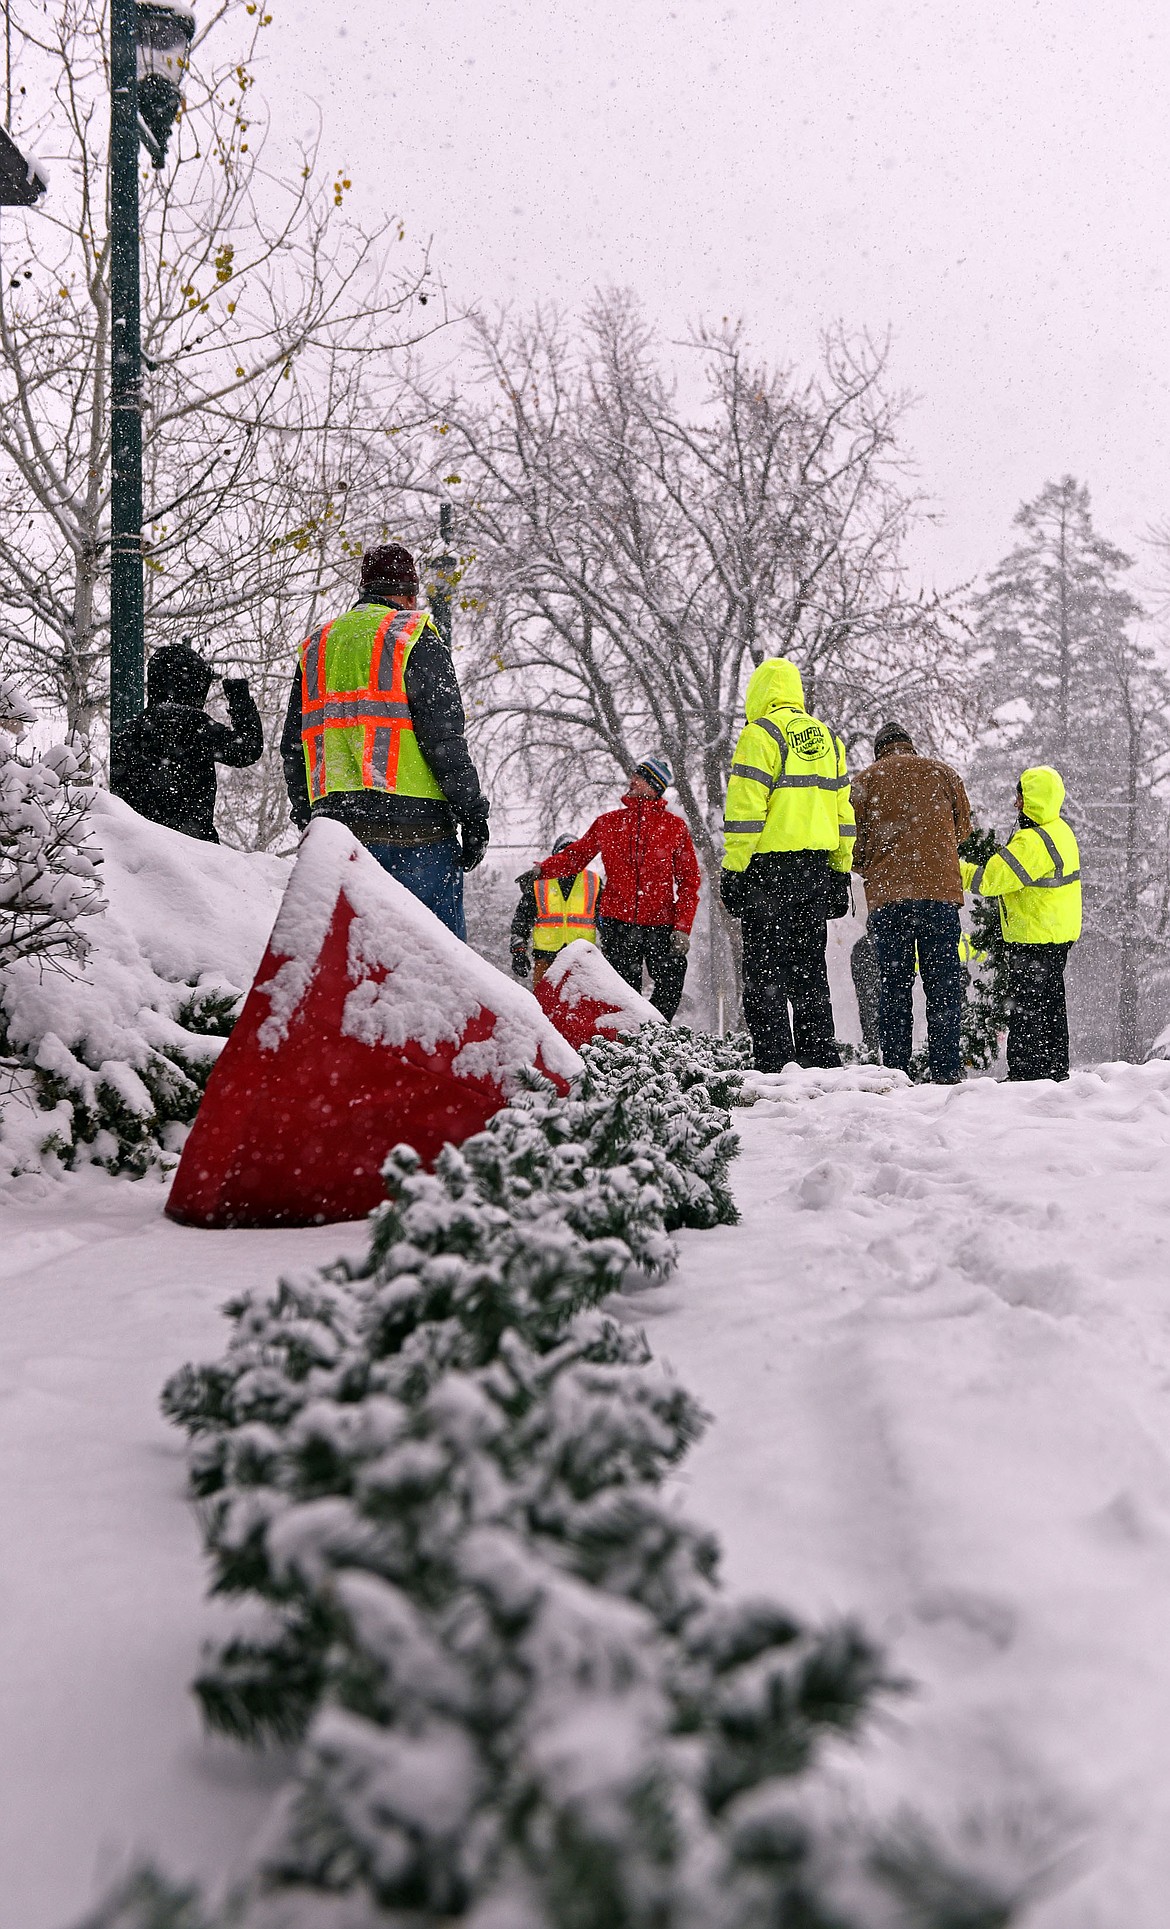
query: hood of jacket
[
  {"left": 745, "top": 657, "right": 805, "bottom": 721},
  {"left": 1019, "top": 765, "right": 1065, "bottom": 826},
  {"left": 147, "top": 643, "right": 214, "bottom": 709}
]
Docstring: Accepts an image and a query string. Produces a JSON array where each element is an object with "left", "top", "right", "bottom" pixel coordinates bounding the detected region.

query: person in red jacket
[{"left": 532, "top": 756, "right": 700, "bottom": 1020}]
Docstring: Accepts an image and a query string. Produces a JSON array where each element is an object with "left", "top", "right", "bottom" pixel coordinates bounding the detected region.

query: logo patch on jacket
[{"left": 787, "top": 722, "right": 828, "bottom": 760}]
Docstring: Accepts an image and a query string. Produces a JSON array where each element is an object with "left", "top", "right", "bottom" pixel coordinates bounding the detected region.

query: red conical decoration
[
  {"left": 535, "top": 939, "right": 664, "bottom": 1053},
  {"left": 167, "top": 822, "right": 580, "bottom": 1228}
]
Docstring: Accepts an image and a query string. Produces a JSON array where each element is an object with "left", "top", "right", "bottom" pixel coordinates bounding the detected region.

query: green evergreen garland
[{"left": 100, "top": 1025, "right": 1020, "bottom": 1929}]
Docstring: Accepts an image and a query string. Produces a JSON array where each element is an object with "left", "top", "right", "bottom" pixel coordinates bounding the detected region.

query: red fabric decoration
[
  {"left": 167, "top": 823, "right": 578, "bottom": 1228},
  {"left": 535, "top": 940, "right": 663, "bottom": 1053}
]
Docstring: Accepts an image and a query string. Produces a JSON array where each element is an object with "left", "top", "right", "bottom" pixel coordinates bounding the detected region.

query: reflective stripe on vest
[
  {"left": 971, "top": 824, "right": 1082, "bottom": 894},
  {"left": 300, "top": 609, "right": 440, "bottom": 804},
  {"left": 533, "top": 871, "right": 601, "bottom": 951}
]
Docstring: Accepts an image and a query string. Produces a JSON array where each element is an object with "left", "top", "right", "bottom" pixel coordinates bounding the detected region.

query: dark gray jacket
[
  {"left": 280, "top": 597, "right": 487, "bottom": 841},
  {"left": 111, "top": 643, "right": 263, "bottom": 843}
]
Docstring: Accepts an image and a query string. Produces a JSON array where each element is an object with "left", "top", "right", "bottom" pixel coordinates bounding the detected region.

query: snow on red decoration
[
  {"left": 535, "top": 939, "right": 664, "bottom": 1053},
  {"left": 166, "top": 822, "right": 582, "bottom": 1228}
]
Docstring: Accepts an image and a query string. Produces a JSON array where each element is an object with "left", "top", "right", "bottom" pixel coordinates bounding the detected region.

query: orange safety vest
[
  {"left": 300, "top": 606, "right": 446, "bottom": 805},
  {"left": 533, "top": 871, "right": 601, "bottom": 951}
]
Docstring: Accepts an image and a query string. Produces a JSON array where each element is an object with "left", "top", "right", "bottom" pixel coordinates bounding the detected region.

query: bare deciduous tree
[
  {"left": 442, "top": 296, "right": 962, "bottom": 884},
  {"left": 430, "top": 296, "right": 963, "bottom": 1017},
  {"left": 0, "top": 0, "right": 440, "bottom": 846}
]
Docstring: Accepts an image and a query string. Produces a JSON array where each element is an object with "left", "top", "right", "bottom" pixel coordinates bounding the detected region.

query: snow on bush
[
  {"left": 541, "top": 936, "right": 664, "bottom": 1033},
  {"left": 255, "top": 820, "right": 580, "bottom": 1090},
  {"left": 143, "top": 1026, "right": 1019, "bottom": 1929},
  {"left": 0, "top": 680, "right": 103, "bottom": 972},
  {"left": 0, "top": 790, "right": 288, "bottom": 1177}
]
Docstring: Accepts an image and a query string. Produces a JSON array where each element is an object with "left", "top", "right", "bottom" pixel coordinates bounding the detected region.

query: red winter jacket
[{"left": 538, "top": 794, "right": 701, "bottom": 933}]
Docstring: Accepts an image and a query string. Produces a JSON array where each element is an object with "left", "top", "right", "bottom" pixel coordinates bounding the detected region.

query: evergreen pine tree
[{"left": 958, "top": 825, "right": 1010, "bottom": 1072}]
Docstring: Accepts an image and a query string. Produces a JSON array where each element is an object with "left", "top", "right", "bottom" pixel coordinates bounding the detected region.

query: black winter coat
[
  {"left": 279, "top": 598, "right": 487, "bottom": 843},
  {"left": 110, "top": 645, "right": 264, "bottom": 843}
]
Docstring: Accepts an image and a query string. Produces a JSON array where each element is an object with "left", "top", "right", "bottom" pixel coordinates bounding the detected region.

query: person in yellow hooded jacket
[
  {"left": 720, "top": 657, "right": 854, "bottom": 1070},
  {"left": 961, "top": 765, "right": 1081, "bottom": 1082}
]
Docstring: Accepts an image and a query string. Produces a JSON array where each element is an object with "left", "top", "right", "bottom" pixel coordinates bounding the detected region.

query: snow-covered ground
[
  {"left": 9, "top": 1061, "right": 1170, "bottom": 1924},
  {"left": 0, "top": 1169, "right": 356, "bottom": 1929},
  {"left": 640, "top": 1061, "right": 1170, "bottom": 1928}
]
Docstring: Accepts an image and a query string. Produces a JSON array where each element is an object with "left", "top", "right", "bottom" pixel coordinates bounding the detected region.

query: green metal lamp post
[{"left": 108, "top": 0, "right": 193, "bottom": 739}]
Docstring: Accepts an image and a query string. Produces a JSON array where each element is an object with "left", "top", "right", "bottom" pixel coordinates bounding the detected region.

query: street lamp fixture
[
  {"left": 0, "top": 126, "right": 47, "bottom": 206},
  {"left": 136, "top": 2, "right": 194, "bottom": 168}
]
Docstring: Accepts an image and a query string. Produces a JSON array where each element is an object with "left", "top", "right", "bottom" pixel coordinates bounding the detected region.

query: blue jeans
[
  {"left": 870, "top": 899, "right": 963, "bottom": 1080},
  {"left": 366, "top": 837, "right": 466, "bottom": 938}
]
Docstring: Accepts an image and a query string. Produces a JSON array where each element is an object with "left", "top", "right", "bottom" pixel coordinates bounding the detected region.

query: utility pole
[
  {"left": 107, "top": 0, "right": 193, "bottom": 738},
  {"left": 430, "top": 502, "right": 456, "bottom": 649}
]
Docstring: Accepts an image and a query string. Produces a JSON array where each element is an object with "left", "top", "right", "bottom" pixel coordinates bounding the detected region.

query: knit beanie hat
[
  {"left": 633, "top": 755, "right": 672, "bottom": 797},
  {"left": 873, "top": 721, "right": 914, "bottom": 756},
  {"left": 360, "top": 543, "right": 419, "bottom": 603}
]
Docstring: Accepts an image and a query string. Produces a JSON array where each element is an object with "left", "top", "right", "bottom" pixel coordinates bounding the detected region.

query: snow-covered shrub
[
  {"left": 0, "top": 678, "right": 103, "bottom": 972},
  {"left": 0, "top": 790, "right": 287, "bottom": 1177},
  {"left": 156, "top": 1028, "right": 1020, "bottom": 1929}
]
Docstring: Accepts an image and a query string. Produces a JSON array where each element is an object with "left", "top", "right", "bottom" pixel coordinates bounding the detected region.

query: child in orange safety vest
[{"left": 510, "top": 834, "right": 600, "bottom": 986}]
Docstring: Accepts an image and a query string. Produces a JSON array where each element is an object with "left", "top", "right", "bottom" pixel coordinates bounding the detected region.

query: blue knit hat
[{"left": 634, "top": 755, "right": 672, "bottom": 797}]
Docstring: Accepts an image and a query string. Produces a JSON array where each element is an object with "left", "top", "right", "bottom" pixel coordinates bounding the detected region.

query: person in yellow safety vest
[
  {"left": 718, "top": 657, "right": 855, "bottom": 1071},
  {"left": 279, "top": 544, "right": 489, "bottom": 938},
  {"left": 510, "top": 834, "right": 600, "bottom": 986},
  {"left": 960, "top": 764, "right": 1081, "bottom": 1082}
]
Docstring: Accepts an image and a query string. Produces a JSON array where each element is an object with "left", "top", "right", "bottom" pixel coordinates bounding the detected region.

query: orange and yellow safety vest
[
  {"left": 300, "top": 605, "right": 446, "bottom": 805},
  {"left": 533, "top": 871, "right": 600, "bottom": 952}
]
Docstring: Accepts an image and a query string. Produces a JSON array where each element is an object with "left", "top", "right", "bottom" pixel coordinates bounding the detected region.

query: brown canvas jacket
[{"left": 850, "top": 750, "right": 973, "bottom": 910}]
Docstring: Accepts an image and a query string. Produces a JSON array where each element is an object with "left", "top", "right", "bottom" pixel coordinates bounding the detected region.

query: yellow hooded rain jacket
[
  {"left": 960, "top": 765, "right": 1081, "bottom": 944},
  {"left": 722, "top": 658, "right": 855, "bottom": 875}
]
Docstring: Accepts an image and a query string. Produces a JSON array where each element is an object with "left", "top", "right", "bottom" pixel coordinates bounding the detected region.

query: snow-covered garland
[{"left": 122, "top": 1029, "right": 1018, "bottom": 1929}]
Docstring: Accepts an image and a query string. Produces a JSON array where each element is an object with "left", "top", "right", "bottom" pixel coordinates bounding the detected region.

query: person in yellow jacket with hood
[
  {"left": 961, "top": 764, "right": 1081, "bottom": 1082},
  {"left": 720, "top": 657, "right": 854, "bottom": 1070}
]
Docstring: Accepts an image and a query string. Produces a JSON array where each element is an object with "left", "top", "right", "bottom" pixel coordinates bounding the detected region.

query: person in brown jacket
[{"left": 850, "top": 721, "right": 973, "bottom": 1082}]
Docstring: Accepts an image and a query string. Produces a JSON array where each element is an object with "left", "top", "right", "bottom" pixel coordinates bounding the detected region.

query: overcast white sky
[{"left": 261, "top": 0, "right": 1170, "bottom": 599}]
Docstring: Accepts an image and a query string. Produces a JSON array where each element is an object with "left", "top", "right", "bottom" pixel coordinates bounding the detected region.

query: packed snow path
[
  {"left": 642, "top": 1060, "right": 1170, "bottom": 1929},
  {"left": 9, "top": 1064, "right": 1170, "bottom": 1925},
  {"left": 0, "top": 1172, "right": 351, "bottom": 1929}
]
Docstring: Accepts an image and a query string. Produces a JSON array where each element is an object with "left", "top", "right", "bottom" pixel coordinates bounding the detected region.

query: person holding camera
[
  {"left": 111, "top": 641, "right": 263, "bottom": 844},
  {"left": 280, "top": 543, "right": 489, "bottom": 938},
  {"left": 719, "top": 657, "right": 854, "bottom": 1072}
]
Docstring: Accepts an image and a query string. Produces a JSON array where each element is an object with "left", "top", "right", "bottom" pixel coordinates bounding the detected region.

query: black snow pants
[
  {"left": 741, "top": 897, "right": 841, "bottom": 1072},
  {"left": 1006, "top": 941, "right": 1072, "bottom": 1082},
  {"left": 600, "top": 918, "right": 687, "bottom": 1021}
]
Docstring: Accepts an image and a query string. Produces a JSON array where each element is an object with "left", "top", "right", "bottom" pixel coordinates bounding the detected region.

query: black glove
[
  {"left": 460, "top": 812, "right": 490, "bottom": 872},
  {"left": 825, "top": 870, "right": 852, "bottom": 920},
  {"left": 719, "top": 868, "right": 747, "bottom": 919},
  {"left": 511, "top": 942, "right": 530, "bottom": 982}
]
